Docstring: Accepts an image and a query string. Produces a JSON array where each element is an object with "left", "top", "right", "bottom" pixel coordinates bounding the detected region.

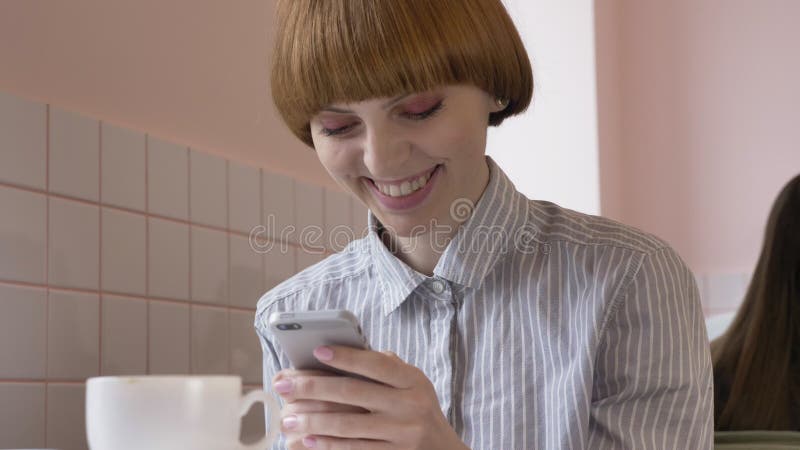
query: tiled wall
[{"left": 0, "top": 90, "right": 368, "bottom": 449}]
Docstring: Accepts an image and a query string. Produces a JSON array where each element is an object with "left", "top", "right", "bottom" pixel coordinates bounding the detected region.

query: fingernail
[
  {"left": 281, "top": 415, "right": 298, "bottom": 430},
  {"left": 314, "top": 346, "right": 334, "bottom": 361},
  {"left": 273, "top": 379, "right": 293, "bottom": 394},
  {"left": 303, "top": 436, "right": 317, "bottom": 448}
]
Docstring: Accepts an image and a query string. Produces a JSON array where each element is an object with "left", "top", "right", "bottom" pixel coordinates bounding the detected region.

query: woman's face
[{"left": 310, "top": 84, "right": 505, "bottom": 237}]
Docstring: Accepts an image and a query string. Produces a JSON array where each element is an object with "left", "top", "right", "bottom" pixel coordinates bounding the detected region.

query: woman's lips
[
  {"left": 369, "top": 165, "right": 438, "bottom": 186},
  {"left": 364, "top": 164, "right": 442, "bottom": 212}
]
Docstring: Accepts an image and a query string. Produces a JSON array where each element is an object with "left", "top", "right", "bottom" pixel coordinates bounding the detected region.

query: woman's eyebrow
[{"left": 320, "top": 93, "right": 413, "bottom": 113}]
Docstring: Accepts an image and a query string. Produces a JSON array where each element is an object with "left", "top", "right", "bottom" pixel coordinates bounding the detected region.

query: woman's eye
[
  {"left": 403, "top": 100, "right": 444, "bottom": 120},
  {"left": 318, "top": 100, "right": 444, "bottom": 137},
  {"left": 320, "top": 124, "right": 353, "bottom": 137}
]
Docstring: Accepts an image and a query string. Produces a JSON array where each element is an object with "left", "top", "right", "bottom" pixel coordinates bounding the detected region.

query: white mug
[{"left": 86, "top": 375, "right": 280, "bottom": 450}]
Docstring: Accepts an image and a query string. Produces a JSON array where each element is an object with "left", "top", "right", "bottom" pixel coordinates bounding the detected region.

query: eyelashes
[
  {"left": 406, "top": 100, "right": 445, "bottom": 120},
  {"left": 319, "top": 100, "right": 445, "bottom": 137}
]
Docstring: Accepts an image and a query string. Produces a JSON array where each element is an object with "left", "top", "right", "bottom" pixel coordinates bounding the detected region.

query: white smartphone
[{"left": 268, "top": 309, "right": 371, "bottom": 375}]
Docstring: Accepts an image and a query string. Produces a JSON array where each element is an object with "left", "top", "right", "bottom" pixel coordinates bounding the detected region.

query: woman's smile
[{"left": 363, "top": 164, "right": 443, "bottom": 212}]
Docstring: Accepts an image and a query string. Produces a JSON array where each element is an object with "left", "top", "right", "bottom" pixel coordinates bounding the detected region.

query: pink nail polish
[
  {"left": 273, "top": 379, "right": 293, "bottom": 394},
  {"left": 314, "top": 346, "right": 334, "bottom": 361},
  {"left": 282, "top": 415, "right": 298, "bottom": 430},
  {"left": 303, "top": 436, "right": 317, "bottom": 448}
]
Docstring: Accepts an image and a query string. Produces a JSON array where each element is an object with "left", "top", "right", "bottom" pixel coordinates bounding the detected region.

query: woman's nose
[{"left": 362, "top": 125, "right": 411, "bottom": 177}]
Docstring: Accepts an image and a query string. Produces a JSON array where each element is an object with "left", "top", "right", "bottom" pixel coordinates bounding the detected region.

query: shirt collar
[{"left": 366, "top": 155, "right": 530, "bottom": 317}]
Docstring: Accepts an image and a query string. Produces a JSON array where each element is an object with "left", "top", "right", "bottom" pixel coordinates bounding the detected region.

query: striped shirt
[{"left": 254, "top": 155, "right": 714, "bottom": 449}]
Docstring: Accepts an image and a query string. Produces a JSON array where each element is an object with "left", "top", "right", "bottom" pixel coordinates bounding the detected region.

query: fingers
[
  {"left": 281, "top": 400, "right": 369, "bottom": 448},
  {"left": 311, "top": 346, "right": 417, "bottom": 388},
  {"left": 274, "top": 374, "right": 398, "bottom": 411},
  {"left": 287, "top": 435, "right": 392, "bottom": 450},
  {"left": 281, "top": 412, "right": 388, "bottom": 440},
  {"left": 274, "top": 370, "right": 340, "bottom": 407},
  {"left": 273, "top": 369, "right": 338, "bottom": 384},
  {"left": 282, "top": 399, "right": 368, "bottom": 415}
]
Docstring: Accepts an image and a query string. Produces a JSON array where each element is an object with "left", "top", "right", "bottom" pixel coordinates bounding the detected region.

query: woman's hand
[
  {"left": 273, "top": 369, "right": 369, "bottom": 448},
  {"left": 272, "top": 346, "right": 469, "bottom": 450}
]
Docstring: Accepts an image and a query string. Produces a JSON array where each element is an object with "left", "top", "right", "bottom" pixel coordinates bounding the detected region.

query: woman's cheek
[
  {"left": 438, "top": 114, "right": 488, "bottom": 158},
  {"left": 317, "top": 143, "right": 360, "bottom": 179},
  {"left": 417, "top": 121, "right": 463, "bottom": 159}
]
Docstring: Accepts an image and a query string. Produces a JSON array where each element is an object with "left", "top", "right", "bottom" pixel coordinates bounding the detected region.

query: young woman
[
  {"left": 711, "top": 173, "right": 800, "bottom": 431},
  {"left": 255, "top": 1, "right": 714, "bottom": 448}
]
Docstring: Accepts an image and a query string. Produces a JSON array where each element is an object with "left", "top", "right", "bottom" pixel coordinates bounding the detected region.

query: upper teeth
[{"left": 374, "top": 168, "right": 434, "bottom": 197}]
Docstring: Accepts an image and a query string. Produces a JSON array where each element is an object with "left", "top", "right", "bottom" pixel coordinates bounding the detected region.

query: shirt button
[{"left": 431, "top": 279, "right": 446, "bottom": 294}]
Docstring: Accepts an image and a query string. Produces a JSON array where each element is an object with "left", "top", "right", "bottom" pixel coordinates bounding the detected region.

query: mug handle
[{"left": 238, "top": 389, "right": 282, "bottom": 450}]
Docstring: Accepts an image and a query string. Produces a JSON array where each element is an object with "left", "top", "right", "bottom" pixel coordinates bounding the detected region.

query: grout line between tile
[
  {"left": 145, "top": 134, "right": 150, "bottom": 375},
  {"left": 98, "top": 120, "right": 103, "bottom": 376},
  {"left": 44, "top": 103, "right": 50, "bottom": 447},
  {"left": 226, "top": 160, "right": 232, "bottom": 374},
  {"left": 0, "top": 279, "right": 254, "bottom": 312},
  {"left": 188, "top": 304, "right": 193, "bottom": 374},
  {"left": 0, "top": 379, "right": 85, "bottom": 385},
  {"left": 188, "top": 148, "right": 193, "bottom": 374}
]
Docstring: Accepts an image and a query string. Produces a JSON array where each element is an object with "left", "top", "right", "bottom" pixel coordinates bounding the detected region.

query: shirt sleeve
[{"left": 587, "top": 246, "right": 715, "bottom": 449}]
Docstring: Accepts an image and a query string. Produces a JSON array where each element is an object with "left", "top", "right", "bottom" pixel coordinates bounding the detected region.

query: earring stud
[{"left": 496, "top": 97, "right": 509, "bottom": 108}]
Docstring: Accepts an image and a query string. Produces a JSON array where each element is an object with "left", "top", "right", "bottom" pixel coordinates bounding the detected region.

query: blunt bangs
[{"left": 270, "top": 0, "right": 533, "bottom": 148}]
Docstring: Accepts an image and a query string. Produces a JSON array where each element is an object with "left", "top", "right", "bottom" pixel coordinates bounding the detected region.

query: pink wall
[
  {"left": 596, "top": 0, "right": 800, "bottom": 278},
  {"left": 595, "top": 0, "right": 623, "bottom": 221},
  {"left": 0, "top": 0, "right": 337, "bottom": 190}
]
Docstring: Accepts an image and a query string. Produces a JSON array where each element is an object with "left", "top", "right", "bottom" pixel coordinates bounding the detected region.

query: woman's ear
[{"left": 489, "top": 96, "right": 510, "bottom": 113}]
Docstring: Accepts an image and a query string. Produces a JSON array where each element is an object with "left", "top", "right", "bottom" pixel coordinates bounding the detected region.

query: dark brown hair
[
  {"left": 269, "top": 0, "right": 534, "bottom": 149},
  {"left": 711, "top": 173, "right": 800, "bottom": 430}
]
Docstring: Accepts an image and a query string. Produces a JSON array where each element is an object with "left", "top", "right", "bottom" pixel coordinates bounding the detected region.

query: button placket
[{"left": 424, "top": 276, "right": 460, "bottom": 423}]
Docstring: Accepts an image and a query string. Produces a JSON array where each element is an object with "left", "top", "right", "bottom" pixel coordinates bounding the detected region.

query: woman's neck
[
  {"left": 379, "top": 225, "right": 447, "bottom": 277},
  {"left": 378, "top": 160, "right": 490, "bottom": 276}
]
